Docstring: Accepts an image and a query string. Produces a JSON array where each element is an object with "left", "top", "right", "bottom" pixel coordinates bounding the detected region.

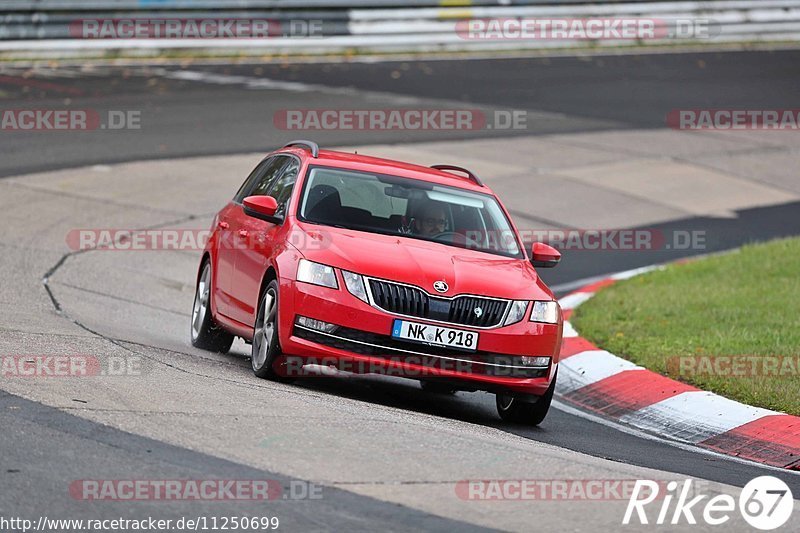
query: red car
[{"left": 191, "top": 140, "right": 563, "bottom": 425}]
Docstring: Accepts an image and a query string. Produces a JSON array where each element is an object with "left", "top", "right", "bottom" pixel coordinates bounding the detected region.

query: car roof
[{"left": 275, "top": 146, "right": 492, "bottom": 194}]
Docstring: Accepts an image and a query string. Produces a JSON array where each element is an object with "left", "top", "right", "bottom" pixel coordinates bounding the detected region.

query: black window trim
[
  {"left": 233, "top": 153, "right": 302, "bottom": 206},
  {"left": 265, "top": 157, "right": 301, "bottom": 219},
  {"left": 233, "top": 156, "right": 276, "bottom": 205},
  {"left": 294, "top": 164, "right": 525, "bottom": 260}
]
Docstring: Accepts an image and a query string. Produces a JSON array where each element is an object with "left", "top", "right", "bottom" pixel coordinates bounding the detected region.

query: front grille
[
  {"left": 368, "top": 279, "right": 509, "bottom": 328},
  {"left": 369, "top": 279, "right": 429, "bottom": 317},
  {"left": 448, "top": 296, "right": 508, "bottom": 327},
  {"left": 293, "top": 324, "right": 547, "bottom": 378}
]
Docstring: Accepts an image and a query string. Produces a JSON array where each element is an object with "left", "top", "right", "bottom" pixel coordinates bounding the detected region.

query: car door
[
  {"left": 231, "top": 157, "right": 301, "bottom": 327},
  {"left": 226, "top": 155, "right": 295, "bottom": 325},
  {"left": 214, "top": 157, "right": 280, "bottom": 319}
]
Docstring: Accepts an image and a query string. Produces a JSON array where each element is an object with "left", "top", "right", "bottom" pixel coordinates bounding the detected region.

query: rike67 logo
[{"left": 624, "top": 476, "right": 794, "bottom": 530}]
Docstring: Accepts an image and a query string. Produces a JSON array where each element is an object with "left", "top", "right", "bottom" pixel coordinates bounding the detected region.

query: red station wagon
[{"left": 192, "top": 141, "right": 563, "bottom": 425}]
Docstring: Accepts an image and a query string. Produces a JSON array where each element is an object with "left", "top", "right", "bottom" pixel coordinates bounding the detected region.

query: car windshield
[{"left": 298, "top": 166, "right": 523, "bottom": 258}]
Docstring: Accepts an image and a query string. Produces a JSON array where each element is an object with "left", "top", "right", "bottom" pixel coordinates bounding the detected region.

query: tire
[
  {"left": 191, "top": 261, "right": 234, "bottom": 354},
  {"left": 251, "top": 280, "right": 293, "bottom": 382},
  {"left": 495, "top": 370, "right": 557, "bottom": 426},
  {"left": 420, "top": 381, "right": 456, "bottom": 395}
]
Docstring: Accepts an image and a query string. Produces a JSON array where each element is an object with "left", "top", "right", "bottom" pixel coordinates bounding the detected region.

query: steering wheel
[{"left": 432, "top": 231, "right": 482, "bottom": 249}]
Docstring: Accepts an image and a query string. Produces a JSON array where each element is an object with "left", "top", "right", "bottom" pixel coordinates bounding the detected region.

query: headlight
[
  {"left": 296, "top": 259, "right": 338, "bottom": 289},
  {"left": 503, "top": 301, "right": 528, "bottom": 326},
  {"left": 342, "top": 270, "right": 369, "bottom": 303},
  {"left": 530, "top": 301, "right": 560, "bottom": 324}
]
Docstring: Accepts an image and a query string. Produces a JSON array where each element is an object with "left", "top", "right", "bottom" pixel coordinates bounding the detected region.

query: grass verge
[{"left": 571, "top": 237, "right": 800, "bottom": 415}]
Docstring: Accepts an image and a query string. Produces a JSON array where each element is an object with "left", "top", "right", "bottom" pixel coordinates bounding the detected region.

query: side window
[
  {"left": 247, "top": 156, "right": 290, "bottom": 198},
  {"left": 267, "top": 159, "right": 300, "bottom": 217},
  {"left": 233, "top": 157, "right": 275, "bottom": 204}
]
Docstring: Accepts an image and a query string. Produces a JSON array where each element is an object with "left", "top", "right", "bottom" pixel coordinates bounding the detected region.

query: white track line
[
  {"left": 620, "top": 391, "right": 777, "bottom": 444},
  {"left": 561, "top": 321, "right": 579, "bottom": 338},
  {"left": 558, "top": 291, "right": 594, "bottom": 310},
  {"left": 557, "top": 350, "right": 643, "bottom": 394},
  {"left": 552, "top": 399, "right": 800, "bottom": 477}
]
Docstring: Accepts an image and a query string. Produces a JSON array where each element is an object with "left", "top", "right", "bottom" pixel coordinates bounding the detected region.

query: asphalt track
[
  {"left": 1, "top": 49, "right": 799, "bottom": 531},
  {"left": 3, "top": 48, "right": 800, "bottom": 177}
]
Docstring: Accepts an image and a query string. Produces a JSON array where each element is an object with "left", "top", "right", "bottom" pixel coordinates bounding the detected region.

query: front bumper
[{"left": 277, "top": 278, "right": 561, "bottom": 395}]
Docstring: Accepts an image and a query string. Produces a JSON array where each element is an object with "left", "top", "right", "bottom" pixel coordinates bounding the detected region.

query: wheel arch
[
  {"left": 259, "top": 264, "right": 279, "bottom": 302},
  {"left": 197, "top": 252, "right": 212, "bottom": 282}
]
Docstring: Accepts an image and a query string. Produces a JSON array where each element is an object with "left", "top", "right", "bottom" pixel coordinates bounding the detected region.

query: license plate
[{"left": 391, "top": 319, "right": 478, "bottom": 352}]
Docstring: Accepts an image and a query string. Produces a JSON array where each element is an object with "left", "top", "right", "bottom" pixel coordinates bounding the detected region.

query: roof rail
[
  {"left": 282, "top": 140, "right": 319, "bottom": 158},
  {"left": 430, "top": 164, "right": 484, "bottom": 187}
]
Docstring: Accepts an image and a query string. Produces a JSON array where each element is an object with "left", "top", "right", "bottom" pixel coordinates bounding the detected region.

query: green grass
[{"left": 571, "top": 237, "right": 800, "bottom": 415}]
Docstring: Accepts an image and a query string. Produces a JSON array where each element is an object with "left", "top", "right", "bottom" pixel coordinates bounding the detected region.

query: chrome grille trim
[{"left": 364, "top": 276, "right": 511, "bottom": 329}]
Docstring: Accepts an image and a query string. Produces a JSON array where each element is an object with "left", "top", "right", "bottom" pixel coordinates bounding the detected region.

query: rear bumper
[{"left": 277, "top": 278, "right": 561, "bottom": 395}]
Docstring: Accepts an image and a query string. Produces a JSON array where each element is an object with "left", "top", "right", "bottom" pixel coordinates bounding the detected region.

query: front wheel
[
  {"left": 191, "top": 261, "right": 234, "bottom": 354},
  {"left": 251, "top": 280, "right": 293, "bottom": 382},
  {"left": 496, "top": 370, "right": 557, "bottom": 426}
]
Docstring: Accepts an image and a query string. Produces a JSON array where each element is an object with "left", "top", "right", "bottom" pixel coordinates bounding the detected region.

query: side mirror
[
  {"left": 243, "top": 195, "right": 282, "bottom": 224},
  {"left": 531, "top": 242, "right": 560, "bottom": 268}
]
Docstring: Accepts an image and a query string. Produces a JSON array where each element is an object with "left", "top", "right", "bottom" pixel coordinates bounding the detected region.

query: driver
[{"left": 412, "top": 201, "right": 447, "bottom": 237}]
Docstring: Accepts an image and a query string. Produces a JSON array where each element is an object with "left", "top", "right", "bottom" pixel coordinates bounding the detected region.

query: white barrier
[{"left": 1, "top": 1, "right": 798, "bottom": 58}]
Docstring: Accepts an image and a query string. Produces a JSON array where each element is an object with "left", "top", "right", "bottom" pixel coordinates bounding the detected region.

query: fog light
[
  {"left": 296, "top": 316, "right": 338, "bottom": 334},
  {"left": 520, "top": 356, "right": 550, "bottom": 367}
]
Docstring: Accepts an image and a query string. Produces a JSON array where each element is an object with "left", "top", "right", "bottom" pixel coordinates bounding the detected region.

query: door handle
[
  {"left": 218, "top": 221, "right": 229, "bottom": 229},
  {"left": 238, "top": 230, "right": 249, "bottom": 238}
]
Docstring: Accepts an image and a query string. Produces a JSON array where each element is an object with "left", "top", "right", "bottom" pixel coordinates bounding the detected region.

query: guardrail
[{"left": 1, "top": 1, "right": 798, "bottom": 57}]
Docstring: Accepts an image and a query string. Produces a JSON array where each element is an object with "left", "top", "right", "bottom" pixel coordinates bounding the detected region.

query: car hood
[{"left": 293, "top": 222, "right": 554, "bottom": 301}]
